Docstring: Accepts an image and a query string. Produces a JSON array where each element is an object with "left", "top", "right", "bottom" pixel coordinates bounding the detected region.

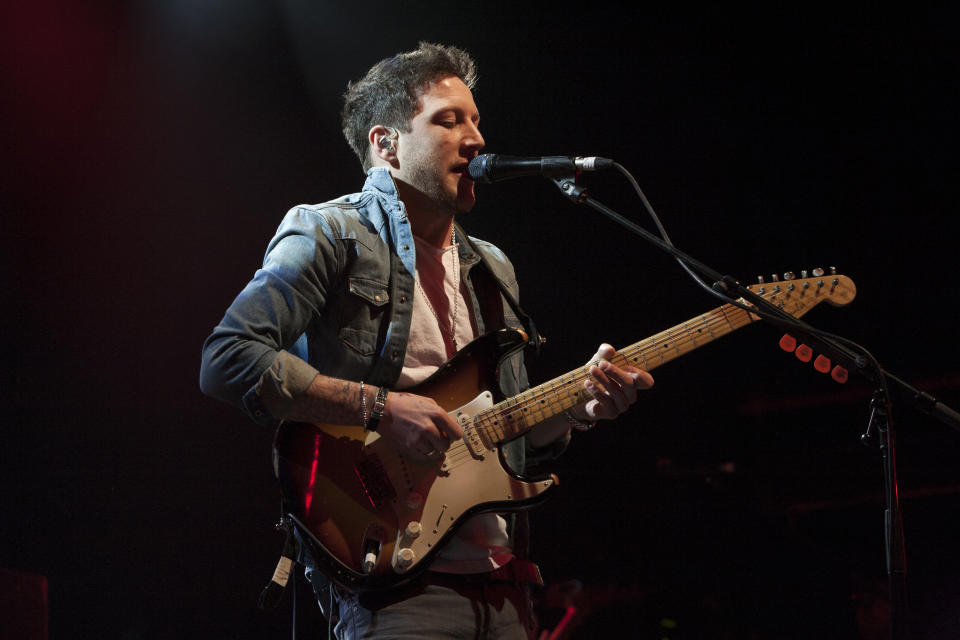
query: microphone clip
[{"left": 553, "top": 176, "right": 588, "bottom": 203}]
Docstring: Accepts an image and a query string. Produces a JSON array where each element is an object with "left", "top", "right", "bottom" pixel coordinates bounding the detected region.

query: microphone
[{"left": 467, "top": 154, "right": 614, "bottom": 183}]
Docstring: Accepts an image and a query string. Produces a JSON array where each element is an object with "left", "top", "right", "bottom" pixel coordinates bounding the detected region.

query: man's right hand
[{"left": 376, "top": 391, "right": 463, "bottom": 460}]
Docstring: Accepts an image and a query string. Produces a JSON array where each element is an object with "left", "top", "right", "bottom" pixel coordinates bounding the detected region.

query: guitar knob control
[
  {"left": 405, "top": 521, "right": 422, "bottom": 539},
  {"left": 396, "top": 547, "right": 416, "bottom": 569}
]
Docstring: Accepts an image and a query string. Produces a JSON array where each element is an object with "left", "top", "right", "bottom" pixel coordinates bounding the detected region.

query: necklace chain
[{"left": 414, "top": 226, "right": 461, "bottom": 352}]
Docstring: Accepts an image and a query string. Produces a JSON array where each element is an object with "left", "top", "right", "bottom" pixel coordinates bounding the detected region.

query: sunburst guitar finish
[{"left": 274, "top": 274, "right": 856, "bottom": 591}]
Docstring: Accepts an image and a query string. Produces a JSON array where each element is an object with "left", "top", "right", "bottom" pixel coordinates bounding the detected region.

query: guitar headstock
[
  {"left": 746, "top": 269, "right": 856, "bottom": 319},
  {"left": 750, "top": 269, "right": 858, "bottom": 384}
]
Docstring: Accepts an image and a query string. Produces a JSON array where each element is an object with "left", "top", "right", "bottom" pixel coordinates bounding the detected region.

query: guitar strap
[
  {"left": 456, "top": 224, "right": 543, "bottom": 563},
  {"left": 456, "top": 223, "right": 545, "bottom": 357},
  {"left": 258, "top": 517, "right": 298, "bottom": 610}
]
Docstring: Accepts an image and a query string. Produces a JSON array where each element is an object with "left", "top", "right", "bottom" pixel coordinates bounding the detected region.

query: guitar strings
[
  {"left": 474, "top": 296, "right": 760, "bottom": 437},
  {"left": 441, "top": 294, "right": 763, "bottom": 468},
  {"left": 439, "top": 287, "right": 789, "bottom": 471}
]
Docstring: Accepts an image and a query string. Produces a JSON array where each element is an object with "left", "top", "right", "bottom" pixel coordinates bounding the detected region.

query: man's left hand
[{"left": 571, "top": 343, "right": 654, "bottom": 422}]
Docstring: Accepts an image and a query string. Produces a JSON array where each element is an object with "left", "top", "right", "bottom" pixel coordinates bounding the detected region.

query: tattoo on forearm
[{"left": 282, "top": 375, "right": 368, "bottom": 425}]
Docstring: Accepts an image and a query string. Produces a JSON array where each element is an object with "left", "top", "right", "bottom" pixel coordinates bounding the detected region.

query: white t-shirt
[{"left": 395, "top": 234, "right": 514, "bottom": 574}]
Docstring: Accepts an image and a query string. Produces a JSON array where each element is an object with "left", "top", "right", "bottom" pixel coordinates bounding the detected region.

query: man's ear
[{"left": 368, "top": 125, "right": 399, "bottom": 165}]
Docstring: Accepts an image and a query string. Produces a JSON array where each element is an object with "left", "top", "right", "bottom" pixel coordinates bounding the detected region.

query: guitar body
[
  {"left": 273, "top": 329, "right": 558, "bottom": 591},
  {"left": 272, "top": 273, "right": 857, "bottom": 592}
]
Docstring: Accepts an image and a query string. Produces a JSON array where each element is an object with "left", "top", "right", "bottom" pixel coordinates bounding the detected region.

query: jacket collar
[
  {"left": 363, "top": 167, "right": 401, "bottom": 203},
  {"left": 364, "top": 167, "right": 481, "bottom": 265}
]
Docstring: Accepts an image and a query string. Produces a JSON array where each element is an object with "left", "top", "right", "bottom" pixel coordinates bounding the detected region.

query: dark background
[{"left": 3, "top": 2, "right": 960, "bottom": 638}]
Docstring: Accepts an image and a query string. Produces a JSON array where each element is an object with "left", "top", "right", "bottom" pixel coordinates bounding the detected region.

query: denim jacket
[{"left": 200, "top": 168, "right": 567, "bottom": 473}]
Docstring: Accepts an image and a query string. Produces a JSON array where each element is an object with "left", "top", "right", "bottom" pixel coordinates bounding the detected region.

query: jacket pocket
[
  {"left": 338, "top": 276, "right": 390, "bottom": 356},
  {"left": 347, "top": 277, "right": 390, "bottom": 307},
  {"left": 339, "top": 327, "right": 378, "bottom": 356}
]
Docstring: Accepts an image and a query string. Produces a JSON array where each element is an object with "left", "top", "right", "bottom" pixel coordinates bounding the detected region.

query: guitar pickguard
[{"left": 362, "top": 389, "right": 555, "bottom": 575}]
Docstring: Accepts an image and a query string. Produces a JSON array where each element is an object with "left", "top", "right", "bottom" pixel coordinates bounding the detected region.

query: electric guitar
[{"left": 274, "top": 273, "right": 856, "bottom": 591}]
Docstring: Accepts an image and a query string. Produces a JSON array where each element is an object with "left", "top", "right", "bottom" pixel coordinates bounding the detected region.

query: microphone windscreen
[{"left": 467, "top": 155, "right": 492, "bottom": 182}]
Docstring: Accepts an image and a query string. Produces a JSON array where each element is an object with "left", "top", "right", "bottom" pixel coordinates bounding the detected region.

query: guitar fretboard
[{"left": 472, "top": 298, "right": 762, "bottom": 445}]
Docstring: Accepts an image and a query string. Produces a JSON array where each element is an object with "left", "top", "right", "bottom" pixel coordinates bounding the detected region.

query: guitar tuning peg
[
  {"left": 795, "top": 344, "right": 813, "bottom": 362},
  {"left": 757, "top": 275, "right": 764, "bottom": 284},
  {"left": 801, "top": 269, "right": 808, "bottom": 278},
  {"left": 829, "top": 266, "right": 837, "bottom": 275},
  {"left": 783, "top": 271, "right": 796, "bottom": 281},
  {"left": 812, "top": 267, "right": 825, "bottom": 277},
  {"left": 813, "top": 354, "right": 831, "bottom": 373},
  {"left": 831, "top": 365, "right": 848, "bottom": 384},
  {"left": 779, "top": 334, "right": 797, "bottom": 352},
  {"left": 771, "top": 273, "right": 779, "bottom": 282}
]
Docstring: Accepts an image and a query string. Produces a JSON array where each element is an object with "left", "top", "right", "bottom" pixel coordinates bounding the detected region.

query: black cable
[{"left": 610, "top": 161, "right": 886, "bottom": 385}]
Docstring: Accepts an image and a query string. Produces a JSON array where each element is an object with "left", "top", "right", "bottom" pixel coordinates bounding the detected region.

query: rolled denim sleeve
[{"left": 199, "top": 207, "right": 340, "bottom": 424}]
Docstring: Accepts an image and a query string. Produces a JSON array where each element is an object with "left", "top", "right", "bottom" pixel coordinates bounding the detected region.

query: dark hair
[{"left": 341, "top": 42, "right": 477, "bottom": 171}]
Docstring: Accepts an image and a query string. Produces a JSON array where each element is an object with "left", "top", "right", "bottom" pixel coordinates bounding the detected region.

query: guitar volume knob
[
  {"left": 396, "top": 547, "right": 416, "bottom": 569},
  {"left": 405, "top": 521, "right": 422, "bottom": 539}
]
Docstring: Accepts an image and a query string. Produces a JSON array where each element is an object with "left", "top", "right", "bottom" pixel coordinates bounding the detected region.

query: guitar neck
[{"left": 473, "top": 300, "right": 760, "bottom": 446}]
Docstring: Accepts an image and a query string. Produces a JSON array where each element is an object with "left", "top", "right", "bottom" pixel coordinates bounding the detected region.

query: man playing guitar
[{"left": 200, "top": 42, "right": 652, "bottom": 639}]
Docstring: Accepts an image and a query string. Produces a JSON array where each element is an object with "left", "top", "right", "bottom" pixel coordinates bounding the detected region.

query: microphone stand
[{"left": 550, "top": 174, "right": 960, "bottom": 640}]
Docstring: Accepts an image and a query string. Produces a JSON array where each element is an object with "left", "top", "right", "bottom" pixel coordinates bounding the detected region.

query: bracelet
[
  {"left": 562, "top": 410, "right": 595, "bottom": 432},
  {"left": 365, "top": 386, "right": 389, "bottom": 432},
  {"left": 359, "top": 381, "right": 369, "bottom": 427}
]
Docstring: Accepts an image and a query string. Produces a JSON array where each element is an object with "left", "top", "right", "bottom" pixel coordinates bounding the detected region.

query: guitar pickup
[
  {"left": 462, "top": 427, "right": 488, "bottom": 459},
  {"left": 453, "top": 391, "right": 494, "bottom": 459}
]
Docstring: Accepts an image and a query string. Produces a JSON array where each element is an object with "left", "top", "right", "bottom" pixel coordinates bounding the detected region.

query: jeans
[{"left": 333, "top": 578, "right": 537, "bottom": 640}]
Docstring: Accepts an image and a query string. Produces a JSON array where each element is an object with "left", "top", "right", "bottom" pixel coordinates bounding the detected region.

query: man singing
[{"left": 200, "top": 42, "right": 652, "bottom": 639}]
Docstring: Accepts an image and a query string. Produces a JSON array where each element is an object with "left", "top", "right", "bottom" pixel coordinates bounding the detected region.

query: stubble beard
[{"left": 408, "top": 163, "right": 474, "bottom": 216}]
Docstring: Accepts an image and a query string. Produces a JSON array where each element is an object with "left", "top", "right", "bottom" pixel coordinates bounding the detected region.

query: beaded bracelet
[{"left": 359, "top": 381, "right": 368, "bottom": 427}]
